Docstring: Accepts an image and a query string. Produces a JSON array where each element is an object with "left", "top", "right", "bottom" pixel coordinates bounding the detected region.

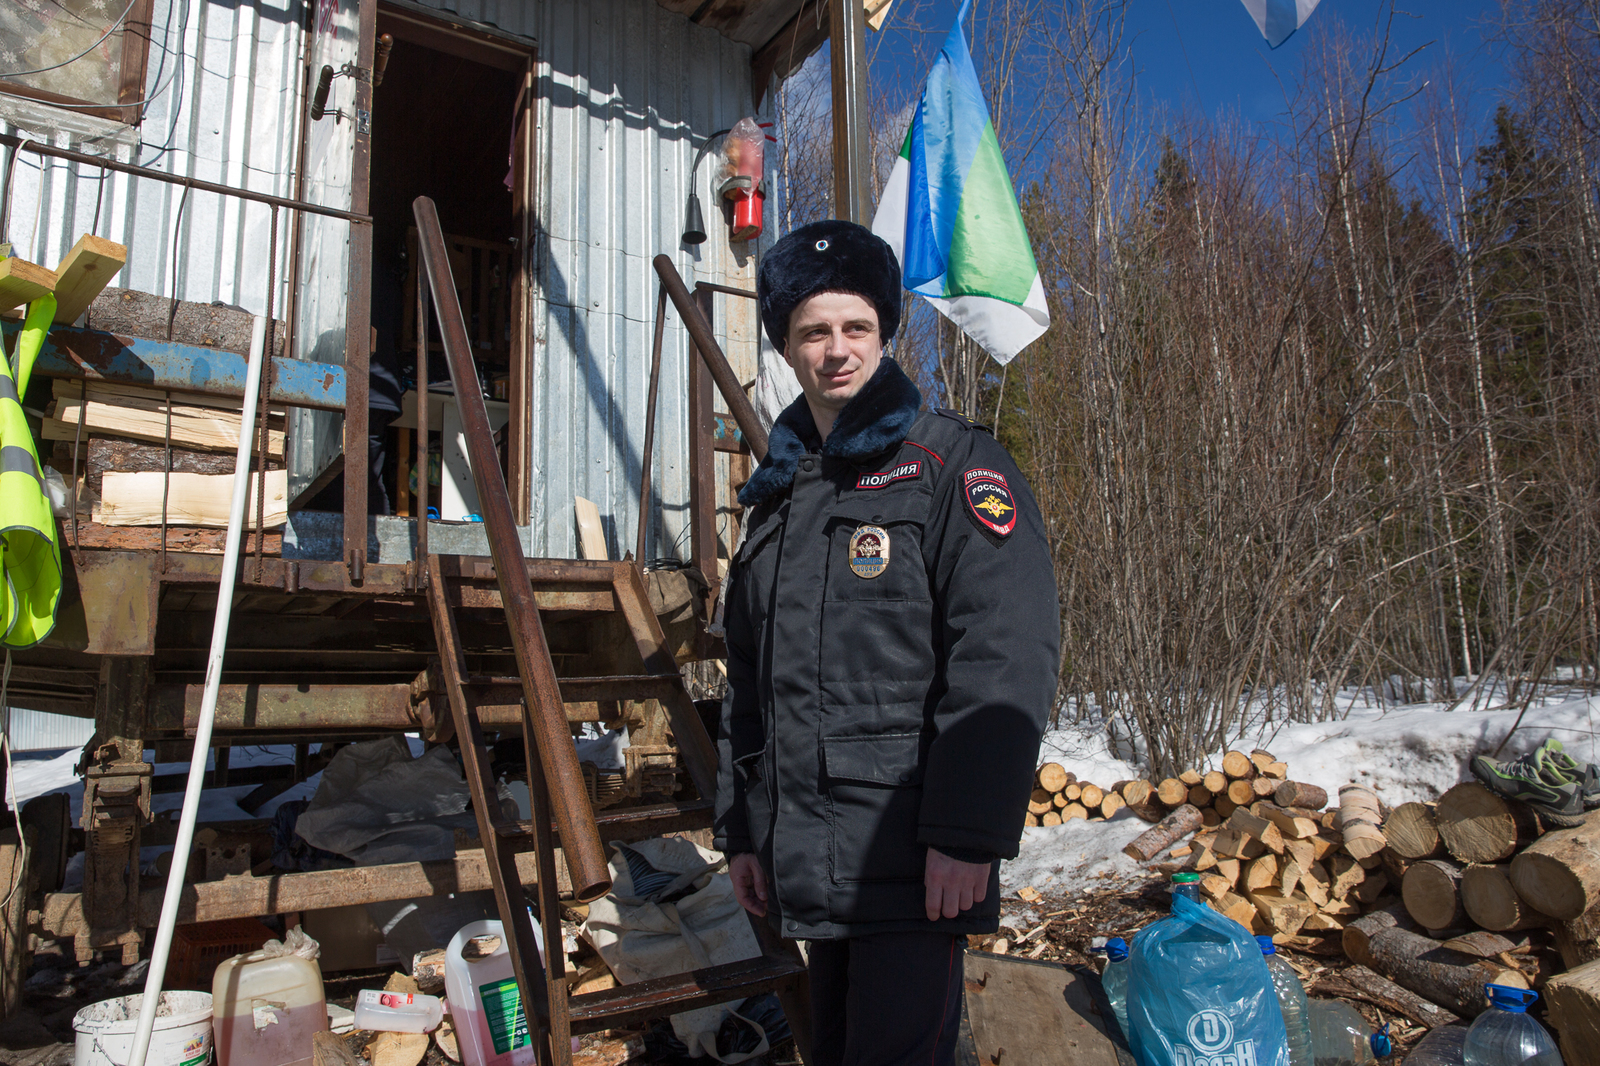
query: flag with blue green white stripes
[{"left": 870, "top": 0, "right": 1048, "bottom": 366}]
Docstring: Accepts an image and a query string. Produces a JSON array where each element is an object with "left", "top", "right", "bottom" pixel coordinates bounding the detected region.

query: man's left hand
[{"left": 924, "top": 848, "right": 991, "bottom": 921}]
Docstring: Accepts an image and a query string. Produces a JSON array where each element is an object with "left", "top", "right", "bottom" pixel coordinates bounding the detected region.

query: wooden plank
[
  {"left": 963, "top": 951, "right": 1122, "bottom": 1066},
  {"left": 98, "top": 470, "right": 288, "bottom": 528},
  {"left": 0, "top": 258, "right": 57, "bottom": 313},
  {"left": 51, "top": 235, "right": 127, "bottom": 324}
]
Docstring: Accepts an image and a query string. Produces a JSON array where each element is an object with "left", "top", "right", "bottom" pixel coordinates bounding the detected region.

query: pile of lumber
[
  {"left": 1119, "top": 773, "right": 1394, "bottom": 944},
  {"left": 1028, "top": 749, "right": 1306, "bottom": 828},
  {"left": 44, "top": 379, "right": 288, "bottom": 529}
]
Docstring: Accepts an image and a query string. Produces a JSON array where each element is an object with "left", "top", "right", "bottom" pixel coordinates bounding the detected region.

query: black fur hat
[{"left": 758, "top": 220, "right": 902, "bottom": 352}]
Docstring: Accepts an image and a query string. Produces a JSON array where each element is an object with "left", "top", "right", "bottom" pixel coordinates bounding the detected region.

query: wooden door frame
[{"left": 373, "top": 1, "right": 538, "bottom": 524}]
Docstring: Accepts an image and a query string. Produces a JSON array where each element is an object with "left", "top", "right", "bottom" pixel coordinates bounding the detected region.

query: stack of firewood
[
  {"left": 1026, "top": 749, "right": 1303, "bottom": 827},
  {"left": 1117, "top": 768, "right": 1394, "bottom": 943}
]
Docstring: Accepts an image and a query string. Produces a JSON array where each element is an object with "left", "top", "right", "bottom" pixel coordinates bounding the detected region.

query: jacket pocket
[
  {"left": 822, "top": 733, "right": 926, "bottom": 883},
  {"left": 825, "top": 491, "right": 931, "bottom": 603}
]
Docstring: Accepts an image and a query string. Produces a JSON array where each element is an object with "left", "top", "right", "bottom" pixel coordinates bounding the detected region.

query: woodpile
[{"left": 1028, "top": 749, "right": 1296, "bottom": 829}]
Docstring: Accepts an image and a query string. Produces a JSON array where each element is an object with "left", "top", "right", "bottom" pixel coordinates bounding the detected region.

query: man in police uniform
[{"left": 714, "top": 220, "right": 1060, "bottom": 1065}]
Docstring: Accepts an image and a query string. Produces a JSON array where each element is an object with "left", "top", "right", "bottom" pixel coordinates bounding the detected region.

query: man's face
[{"left": 782, "top": 290, "right": 883, "bottom": 421}]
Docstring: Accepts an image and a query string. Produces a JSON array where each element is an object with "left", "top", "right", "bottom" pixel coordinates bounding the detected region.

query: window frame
[{"left": 0, "top": 0, "right": 156, "bottom": 126}]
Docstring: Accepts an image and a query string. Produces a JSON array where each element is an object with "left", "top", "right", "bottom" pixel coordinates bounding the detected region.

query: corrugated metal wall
[
  {"left": 2, "top": 0, "right": 773, "bottom": 563},
  {"left": 0, "top": 0, "right": 301, "bottom": 316},
  {"left": 4, "top": 709, "right": 95, "bottom": 753}
]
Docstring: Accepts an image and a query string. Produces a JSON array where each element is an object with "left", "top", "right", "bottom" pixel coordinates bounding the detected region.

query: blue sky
[{"left": 860, "top": 0, "right": 1513, "bottom": 138}]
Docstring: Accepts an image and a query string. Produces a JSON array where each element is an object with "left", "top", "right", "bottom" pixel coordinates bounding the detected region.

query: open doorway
[{"left": 362, "top": 5, "right": 533, "bottom": 519}]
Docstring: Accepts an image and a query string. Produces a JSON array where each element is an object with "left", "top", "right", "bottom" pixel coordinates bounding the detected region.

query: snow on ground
[{"left": 1002, "top": 682, "right": 1600, "bottom": 901}]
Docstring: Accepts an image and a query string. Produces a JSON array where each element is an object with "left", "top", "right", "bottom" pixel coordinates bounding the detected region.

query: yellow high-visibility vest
[{"left": 1, "top": 295, "right": 61, "bottom": 649}]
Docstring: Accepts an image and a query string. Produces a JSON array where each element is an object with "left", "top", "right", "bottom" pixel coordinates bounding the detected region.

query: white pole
[{"left": 126, "top": 314, "right": 268, "bottom": 1066}]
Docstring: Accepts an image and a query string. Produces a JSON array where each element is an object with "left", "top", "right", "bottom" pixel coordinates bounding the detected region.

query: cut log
[
  {"left": 1364, "top": 925, "right": 1528, "bottom": 1017},
  {"left": 1283, "top": 838, "right": 1317, "bottom": 870},
  {"left": 1212, "top": 828, "right": 1266, "bottom": 861},
  {"left": 1255, "top": 803, "right": 1319, "bottom": 840},
  {"left": 1280, "top": 856, "right": 1304, "bottom": 898},
  {"left": 1436, "top": 782, "right": 1541, "bottom": 865},
  {"left": 1252, "top": 777, "right": 1279, "bottom": 798},
  {"left": 1187, "top": 784, "right": 1214, "bottom": 808},
  {"left": 1300, "top": 863, "right": 1331, "bottom": 907},
  {"left": 1120, "top": 780, "right": 1153, "bottom": 807},
  {"left": 1040, "top": 810, "right": 1063, "bottom": 827},
  {"left": 99, "top": 470, "right": 289, "bottom": 529},
  {"left": 1355, "top": 869, "right": 1391, "bottom": 904},
  {"left": 1343, "top": 902, "right": 1415, "bottom": 967},
  {"left": 1079, "top": 784, "right": 1105, "bottom": 809},
  {"left": 1544, "top": 960, "right": 1600, "bottom": 1066},
  {"left": 1216, "top": 892, "right": 1261, "bottom": 931},
  {"left": 1037, "top": 763, "right": 1070, "bottom": 792},
  {"left": 1403, "top": 860, "right": 1467, "bottom": 930},
  {"left": 1441, "top": 931, "right": 1519, "bottom": 958},
  {"left": 1214, "top": 858, "right": 1241, "bottom": 885},
  {"left": 1226, "top": 779, "right": 1257, "bottom": 806},
  {"left": 1061, "top": 802, "right": 1089, "bottom": 822},
  {"left": 1328, "top": 854, "right": 1366, "bottom": 900},
  {"left": 1028, "top": 789, "right": 1054, "bottom": 815},
  {"left": 1123, "top": 804, "right": 1202, "bottom": 861},
  {"left": 50, "top": 234, "right": 126, "bottom": 324},
  {"left": 1303, "top": 912, "right": 1348, "bottom": 933},
  {"left": 1311, "top": 836, "right": 1341, "bottom": 864},
  {"left": 1247, "top": 889, "right": 1316, "bottom": 936},
  {"left": 81, "top": 436, "right": 273, "bottom": 499},
  {"left": 1024, "top": 812, "right": 1039, "bottom": 827},
  {"left": 1553, "top": 903, "right": 1600, "bottom": 969},
  {"left": 1052, "top": 792, "right": 1068, "bottom": 809},
  {"left": 1222, "top": 751, "right": 1256, "bottom": 779},
  {"left": 1321, "top": 898, "right": 1362, "bottom": 917},
  {"left": 1338, "top": 964, "right": 1461, "bottom": 1029},
  {"left": 1156, "top": 779, "right": 1188, "bottom": 807},
  {"left": 1341, "top": 821, "right": 1389, "bottom": 861},
  {"left": 1201, "top": 808, "right": 1221, "bottom": 827},
  {"left": 1460, "top": 863, "right": 1543, "bottom": 932},
  {"left": 1128, "top": 802, "right": 1165, "bottom": 824},
  {"left": 1245, "top": 854, "right": 1281, "bottom": 893},
  {"left": 1213, "top": 795, "right": 1238, "bottom": 819},
  {"left": 1385, "top": 802, "right": 1445, "bottom": 861},
  {"left": 49, "top": 381, "right": 287, "bottom": 459},
  {"left": 1339, "top": 785, "right": 1384, "bottom": 828},
  {"left": 1200, "top": 873, "right": 1234, "bottom": 903},
  {"left": 1064, "top": 783, "right": 1082, "bottom": 801},
  {"left": 1179, "top": 769, "right": 1203, "bottom": 786},
  {"left": 1509, "top": 812, "right": 1600, "bottom": 920},
  {"left": 1225, "top": 807, "right": 1286, "bottom": 854},
  {"left": 1250, "top": 750, "right": 1277, "bottom": 774},
  {"left": 1099, "top": 793, "right": 1125, "bottom": 820},
  {"left": 1202, "top": 770, "right": 1228, "bottom": 795},
  {"left": 1274, "top": 781, "right": 1329, "bottom": 809},
  {"left": 1265, "top": 761, "right": 1289, "bottom": 779}
]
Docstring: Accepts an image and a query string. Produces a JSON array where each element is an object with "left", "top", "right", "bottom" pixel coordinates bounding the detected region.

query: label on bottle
[
  {"left": 179, "top": 1031, "right": 210, "bottom": 1066},
  {"left": 381, "top": 993, "right": 415, "bottom": 1007},
  {"left": 478, "top": 977, "right": 531, "bottom": 1054}
]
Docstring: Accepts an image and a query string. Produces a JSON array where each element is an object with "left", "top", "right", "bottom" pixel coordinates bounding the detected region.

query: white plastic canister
[
  {"left": 73, "top": 990, "right": 214, "bottom": 1066},
  {"left": 212, "top": 950, "right": 327, "bottom": 1066},
  {"left": 443, "top": 919, "right": 543, "bottom": 1066}
]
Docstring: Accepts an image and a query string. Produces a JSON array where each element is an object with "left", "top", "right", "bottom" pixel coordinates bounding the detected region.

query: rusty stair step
[
  {"left": 460, "top": 674, "right": 685, "bottom": 703},
  {"left": 567, "top": 955, "right": 809, "bottom": 1035},
  {"left": 492, "top": 799, "right": 714, "bottom": 843}
]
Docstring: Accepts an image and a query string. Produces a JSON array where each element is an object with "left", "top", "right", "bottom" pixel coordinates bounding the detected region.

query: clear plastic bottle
[
  {"left": 1309, "top": 1000, "right": 1392, "bottom": 1066},
  {"left": 1257, "top": 936, "right": 1312, "bottom": 1066},
  {"left": 1100, "top": 937, "right": 1131, "bottom": 1038},
  {"left": 1171, "top": 872, "right": 1202, "bottom": 903},
  {"left": 1463, "top": 985, "right": 1564, "bottom": 1066},
  {"left": 353, "top": 989, "right": 445, "bottom": 1033},
  {"left": 1408, "top": 1024, "right": 1468, "bottom": 1066}
]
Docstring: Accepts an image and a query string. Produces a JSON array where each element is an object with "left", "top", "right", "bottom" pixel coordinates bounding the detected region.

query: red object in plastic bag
[{"left": 720, "top": 117, "right": 766, "bottom": 241}]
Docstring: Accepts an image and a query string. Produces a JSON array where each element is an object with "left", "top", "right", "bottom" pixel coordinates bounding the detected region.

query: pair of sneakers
[{"left": 1470, "top": 739, "right": 1600, "bottom": 828}]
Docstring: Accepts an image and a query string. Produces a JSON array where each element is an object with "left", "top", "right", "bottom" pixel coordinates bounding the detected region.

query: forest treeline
[{"left": 775, "top": 0, "right": 1600, "bottom": 773}]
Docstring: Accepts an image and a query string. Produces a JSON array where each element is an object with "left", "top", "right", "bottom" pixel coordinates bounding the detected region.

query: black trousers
[{"left": 806, "top": 931, "right": 964, "bottom": 1066}]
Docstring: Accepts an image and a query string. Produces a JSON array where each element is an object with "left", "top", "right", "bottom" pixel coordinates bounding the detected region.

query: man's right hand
[{"left": 729, "top": 852, "right": 768, "bottom": 917}]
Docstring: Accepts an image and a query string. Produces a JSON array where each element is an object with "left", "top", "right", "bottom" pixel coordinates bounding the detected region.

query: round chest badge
[{"left": 848, "top": 525, "right": 890, "bottom": 579}]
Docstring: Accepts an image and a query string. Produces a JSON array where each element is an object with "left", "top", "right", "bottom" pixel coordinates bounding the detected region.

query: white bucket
[{"left": 73, "top": 990, "right": 214, "bottom": 1066}]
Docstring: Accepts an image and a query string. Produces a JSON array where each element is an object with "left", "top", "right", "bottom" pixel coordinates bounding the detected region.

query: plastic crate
[{"left": 165, "top": 917, "right": 277, "bottom": 989}]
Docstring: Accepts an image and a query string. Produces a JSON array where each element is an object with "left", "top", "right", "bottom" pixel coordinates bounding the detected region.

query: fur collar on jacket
[{"left": 738, "top": 358, "right": 923, "bottom": 508}]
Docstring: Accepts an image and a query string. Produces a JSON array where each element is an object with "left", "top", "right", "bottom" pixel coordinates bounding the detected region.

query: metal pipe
[
  {"left": 412, "top": 195, "right": 611, "bottom": 902},
  {"left": 651, "top": 255, "right": 769, "bottom": 463},
  {"left": 125, "top": 315, "right": 268, "bottom": 1066},
  {"left": 635, "top": 285, "right": 668, "bottom": 563},
  {"left": 0, "top": 133, "right": 372, "bottom": 224},
  {"left": 829, "top": 0, "right": 873, "bottom": 223}
]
